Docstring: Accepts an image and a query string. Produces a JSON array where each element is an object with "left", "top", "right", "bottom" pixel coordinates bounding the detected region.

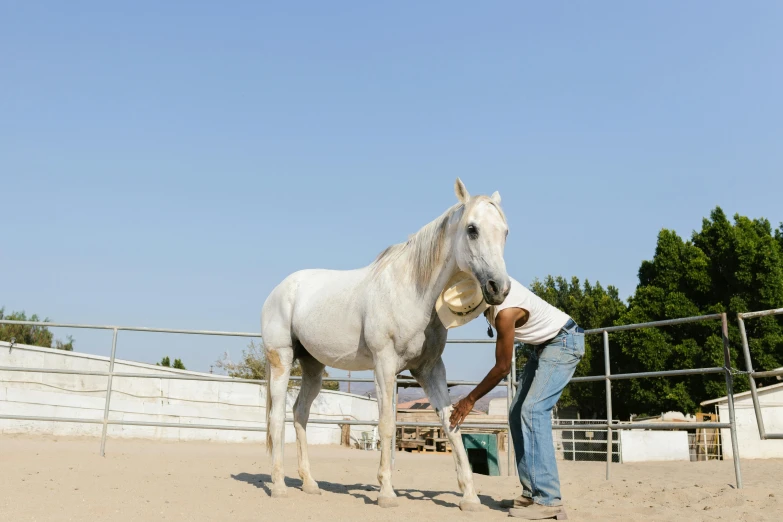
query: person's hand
[{"left": 449, "top": 396, "right": 475, "bottom": 430}]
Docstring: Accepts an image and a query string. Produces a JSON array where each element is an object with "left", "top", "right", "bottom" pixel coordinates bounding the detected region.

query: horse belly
[
  {"left": 291, "top": 269, "right": 374, "bottom": 371},
  {"left": 295, "top": 323, "right": 374, "bottom": 371}
]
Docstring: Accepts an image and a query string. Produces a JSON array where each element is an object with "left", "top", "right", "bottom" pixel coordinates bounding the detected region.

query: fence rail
[
  {"left": 0, "top": 320, "right": 518, "bottom": 475},
  {"left": 2, "top": 309, "right": 767, "bottom": 487}
]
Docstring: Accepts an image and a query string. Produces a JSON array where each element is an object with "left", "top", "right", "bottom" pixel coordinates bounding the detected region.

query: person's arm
[{"left": 449, "top": 307, "right": 529, "bottom": 429}]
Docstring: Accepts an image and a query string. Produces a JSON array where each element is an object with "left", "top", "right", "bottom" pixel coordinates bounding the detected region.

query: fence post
[
  {"left": 99, "top": 328, "right": 119, "bottom": 457},
  {"left": 603, "top": 330, "right": 612, "bottom": 480},
  {"left": 509, "top": 344, "right": 517, "bottom": 476},
  {"left": 737, "top": 315, "right": 766, "bottom": 439},
  {"left": 506, "top": 373, "right": 513, "bottom": 476},
  {"left": 571, "top": 420, "right": 576, "bottom": 461},
  {"left": 720, "top": 313, "right": 742, "bottom": 489}
]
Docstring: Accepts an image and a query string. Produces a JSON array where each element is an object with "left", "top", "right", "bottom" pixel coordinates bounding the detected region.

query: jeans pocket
[{"left": 572, "top": 333, "right": 585, "bottom": 359}]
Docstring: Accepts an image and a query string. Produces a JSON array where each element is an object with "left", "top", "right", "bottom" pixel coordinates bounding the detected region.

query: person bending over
[{"left": 437, "top": 272, "right": 583, "bottom": 519}]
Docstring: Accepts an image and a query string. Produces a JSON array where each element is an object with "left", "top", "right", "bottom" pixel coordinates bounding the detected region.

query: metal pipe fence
[
  {"left": 0, "top": 319, "right": 516, "bottom": 472},
  {"left": 602, "top": 331, "right": 613, "bottom": 478},
  {"left": 737, "top": 308, "right": 783, "bottom": 441},
  {"left": 0, "top": 311, "right": 757, "bottom": 487},
  {"left": 554, "top": 420, "right": 621, "bottom": 463},
  {"left": 569, "top": 312, "right": 743, "bottom": 488}
]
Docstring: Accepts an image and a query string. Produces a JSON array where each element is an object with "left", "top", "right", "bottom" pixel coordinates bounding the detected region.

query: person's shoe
[
  {"left": 508, "top": 503, "right": 567, "bottom": 520},
  {"left": 500, "top": 495, "right": 534, "bottom": 509}
]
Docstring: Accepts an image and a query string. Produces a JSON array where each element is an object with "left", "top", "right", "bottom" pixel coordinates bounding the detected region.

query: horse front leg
[
  {"left": 373, "top": 354, "right": 399, "bottom": 508},
  {"left": 411, "top": 357, "right": 485, "bottom": 512}
]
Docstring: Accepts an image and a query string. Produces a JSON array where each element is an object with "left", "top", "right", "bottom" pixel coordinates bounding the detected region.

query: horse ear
[
  {"left": 454, "top": 178, "right": 470, "bottom": 204},
  {"left": 491, "top": 191, "right": 501, "bottom": 204}
]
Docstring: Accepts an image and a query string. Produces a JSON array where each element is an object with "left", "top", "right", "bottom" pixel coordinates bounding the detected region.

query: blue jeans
[{"left": 509, "top": 319, "right": 585, "bottom": 507}]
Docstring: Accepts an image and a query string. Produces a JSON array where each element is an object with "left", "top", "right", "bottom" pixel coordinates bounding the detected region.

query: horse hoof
[
  {"left": 271, "top": 488, "right": 288, "bottom": 498},
  {"left": 459, "top": 500, "right": 486, "bottom": 512},
  {"left": 303, "top": 483, "right": 322, "bottom": 495},
  {"left": 378, "top": 496, "right": 399, "bottom": 508}
]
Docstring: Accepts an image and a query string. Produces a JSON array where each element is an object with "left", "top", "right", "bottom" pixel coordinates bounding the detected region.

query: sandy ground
[{"left": 0, "top": 435, "right": 780, "bottom": 521}]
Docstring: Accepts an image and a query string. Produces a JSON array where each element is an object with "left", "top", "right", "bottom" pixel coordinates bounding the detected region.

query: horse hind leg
[
  {"left": 293, "top": 348, "right": 325, "bottom": 495},
  {"left": 265, "top": 343, "right": 294, "bottom": 498}
]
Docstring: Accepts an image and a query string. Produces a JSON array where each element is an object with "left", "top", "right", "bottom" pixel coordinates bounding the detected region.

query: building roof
[
  {"left": 396, "top": 396, "right": 487, "bottom": 414},
  {"left": 397, "top": 397, "right": 433, "bottom": 410},
  {"left": 700, "top": 381, "right": 783, "bottom": 406}
]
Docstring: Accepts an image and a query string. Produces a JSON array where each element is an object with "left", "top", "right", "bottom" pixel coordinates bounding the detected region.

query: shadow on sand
[{"left": 231, "top": 472, "right": 504, "bottom": 512}]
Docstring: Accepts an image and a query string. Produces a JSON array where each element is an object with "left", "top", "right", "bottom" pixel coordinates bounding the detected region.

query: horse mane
[{"left": 370, "top": 196, "right": 506, "bottom": 295}]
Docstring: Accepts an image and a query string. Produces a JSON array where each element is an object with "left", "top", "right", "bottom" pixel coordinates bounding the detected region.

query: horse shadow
[{"left": 231, "top": 472, "right": 503, "bottom": 512}]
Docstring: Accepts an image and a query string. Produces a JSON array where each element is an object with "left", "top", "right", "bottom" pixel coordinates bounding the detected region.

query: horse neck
[
  {"left": 393, "top": 234, "right": 459, "bottom": 311},
  {"left": 371, "top": 203, "right": 464, "bottom": 312}
]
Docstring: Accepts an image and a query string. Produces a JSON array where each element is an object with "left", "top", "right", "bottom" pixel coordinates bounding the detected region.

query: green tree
[
  {"left": 611, "top": 208, "right": 783, "bottom": 419},
  {"left": 215, "top": 340, "right": 339, "bottom": 391},
  {"left": 523, "top": 276, "right": 627, "bottom": 417},
  {"left": 216, "top": 340, "right": 266, "bottom": 379},
  {"left": 54, "top": 336, "right": 75, "bottom": 351},
  {"left": 776, "top": 223, "right": 783, "bottom": 253},
  {"left": 156, "top": 356, "right": 186, "bottom": 369},
  {"left": 0, "top": 308, "right": 75, "bottom": 351}
]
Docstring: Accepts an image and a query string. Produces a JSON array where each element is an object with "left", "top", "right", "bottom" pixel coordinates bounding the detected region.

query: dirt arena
[{"left": 0, "top": 435, "right": 779, "bottom": 521}]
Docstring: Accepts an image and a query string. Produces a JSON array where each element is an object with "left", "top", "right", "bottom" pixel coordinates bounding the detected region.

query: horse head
[{"left": 453, "top": 178, "right": 510, "bottom": 305}]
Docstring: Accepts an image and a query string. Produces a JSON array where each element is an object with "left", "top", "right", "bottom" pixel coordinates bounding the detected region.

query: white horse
[{"left": 261, "top": 178, "right": 510, "bottom": 510}]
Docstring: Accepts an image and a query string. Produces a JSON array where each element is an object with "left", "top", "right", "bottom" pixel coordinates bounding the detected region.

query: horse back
[{"left": 263, "top": 268, "right": 374, "bottom": 370}]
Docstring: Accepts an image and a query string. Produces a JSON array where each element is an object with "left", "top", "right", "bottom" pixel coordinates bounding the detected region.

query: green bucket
[{"left": 461, "top": 433, "right": 501, "bottom": 476}]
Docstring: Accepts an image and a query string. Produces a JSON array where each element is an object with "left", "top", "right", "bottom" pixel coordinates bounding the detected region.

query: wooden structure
[
  {"left": 396, "top": 407, "right": 507, "bottom": 454},
  {"left": 692, "top": 412, "right": 722, "bottom": 461}
]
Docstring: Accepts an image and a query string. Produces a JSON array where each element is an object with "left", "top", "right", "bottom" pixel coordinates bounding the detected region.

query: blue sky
[{"left": 2, "top": 2, "right": 782, "bottom": 383}]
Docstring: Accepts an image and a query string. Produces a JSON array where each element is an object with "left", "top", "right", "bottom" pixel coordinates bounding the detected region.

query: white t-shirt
[{"left": 487, "top": 277, "right": 570, "bottom": 345}]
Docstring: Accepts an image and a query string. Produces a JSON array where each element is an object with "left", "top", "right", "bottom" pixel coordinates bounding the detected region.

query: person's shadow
[{"left": 231, "top": 473, "right": 503, "bottom": 511}]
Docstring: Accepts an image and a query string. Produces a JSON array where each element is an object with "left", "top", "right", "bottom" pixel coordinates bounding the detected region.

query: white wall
[
  {"left": 0, "top": 341, "right": 378, "bottom": 445},
  {"left": 487, "top": 397, "right": 508, "bottom": 417},
  {"left": 619, "top": 430, "right": 690, "bottom": 463},
  {"left": 717, "top": 387, "right": 783, "bottom": 459}
]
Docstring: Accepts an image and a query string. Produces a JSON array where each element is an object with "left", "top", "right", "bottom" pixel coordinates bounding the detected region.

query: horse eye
[{"left": 467, "top": 224, "right": 478, "bottom": 238}]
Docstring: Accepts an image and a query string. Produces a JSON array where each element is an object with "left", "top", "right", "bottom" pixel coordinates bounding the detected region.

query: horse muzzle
[{"left": 482, "top": 277, "right": 510, "bottom": 306}]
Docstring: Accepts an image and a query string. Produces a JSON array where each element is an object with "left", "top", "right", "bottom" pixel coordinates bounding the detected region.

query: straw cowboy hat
[{"left": 436, "top": 271, "right": 490, "bottom": 329}]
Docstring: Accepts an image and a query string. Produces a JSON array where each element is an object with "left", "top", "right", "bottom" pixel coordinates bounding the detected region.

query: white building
[
  {"left": 487, "top": 397, "right": 508, "bottom": 417},
  {"left": 701, "top": 380, "right": 783, "bottom": 459}
]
